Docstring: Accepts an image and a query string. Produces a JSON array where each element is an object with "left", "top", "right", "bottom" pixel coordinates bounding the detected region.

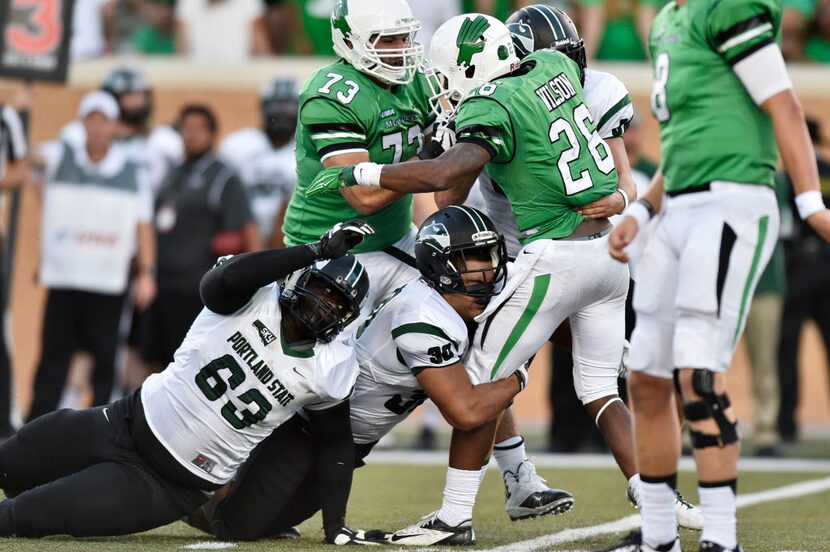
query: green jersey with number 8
[
  {"left": 649, "top": 0, "right": 782, "bottom": 193},
  {"left": 455, "top": 50, "right": 617, "bottom": 243},
  {"left": 283, "top": 60, "right": 435, "bottom": 253}
]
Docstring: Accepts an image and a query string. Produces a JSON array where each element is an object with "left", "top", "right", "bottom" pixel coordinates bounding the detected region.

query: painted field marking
[
  {"left": 388, "top": 475, "right": 830, "bottom": 552},
  {"left": 180, "top": 542, "right": 238, "bottom": 550}
]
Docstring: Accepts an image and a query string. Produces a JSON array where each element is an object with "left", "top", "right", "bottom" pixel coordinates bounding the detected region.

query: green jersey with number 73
[
  {"left": 283, "top": 60, "right": 435, "bottom": 253},
  {"left": 455, "top": 49, "right": 617, "bottom": 243},
  {"left": 649, "top": 0, "right": 782, "bottom": 193}
]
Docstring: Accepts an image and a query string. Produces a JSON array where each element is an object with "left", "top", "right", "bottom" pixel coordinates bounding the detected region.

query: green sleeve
[
  {"left": 706, "top": 0, "right": 782, "bottom": 65},
  {"left": 299, "top": 97, "right": 368, "bottom": 159},
  {"left": 455, "top": 97, "right": 515, "bottom": 163}
]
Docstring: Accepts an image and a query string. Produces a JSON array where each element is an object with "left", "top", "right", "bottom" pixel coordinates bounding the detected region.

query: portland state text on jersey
[
  {"left": 534, "top": 72, "right": 578, "bottom": 112},
  {"left": 226, "top": 330, "right": 295, "bottom": 407}
]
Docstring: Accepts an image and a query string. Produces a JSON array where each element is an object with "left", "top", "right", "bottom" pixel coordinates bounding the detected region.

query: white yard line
[
  {"left": 367, "top": 450, "right": 830, "bottom": 473},
  {"left": 388, "top": 475, "right": 830, "bottom": 552}
]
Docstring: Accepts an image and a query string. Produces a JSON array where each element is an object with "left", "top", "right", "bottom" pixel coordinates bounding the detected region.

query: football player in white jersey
[
  {"left": 220, "top": 77, "right": 299, "bottom": 247},
  {"left": 0, "top": 221, "right": 384, "bottom": 545},
  {"left": 188, "top": 206, "right": 547, "bottom": 545}
]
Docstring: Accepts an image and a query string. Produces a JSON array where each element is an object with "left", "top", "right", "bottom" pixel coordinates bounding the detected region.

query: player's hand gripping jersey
[
  {"left": 649, "top": 0, "right": 781, "bottom": 193},
  {"left": 141, "top": 283, "right": 358, "bottom": 484},
  {"left": 347, "top": 278, "right": 470, "bottom": 444},
  {"left": 283, "top": 61, "right": 436, "bottom": 252}
]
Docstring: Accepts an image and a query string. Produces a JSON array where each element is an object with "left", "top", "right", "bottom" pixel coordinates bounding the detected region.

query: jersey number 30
[{"left": 195, "top": 355, "right": 272, "bottom": 430}]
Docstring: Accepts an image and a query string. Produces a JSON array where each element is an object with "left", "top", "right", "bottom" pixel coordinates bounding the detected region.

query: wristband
[
  {"left": 795, "top": 190, "right": 825, "bottom": 220},
  {"left": 616, "top": 188, "right": 630, "bottom": 213},
  {"left": 626, "top": 201, "right": 651, "bottom": 229},
  {"left": 352, "top": 162, "right": 383, "bottom": 188}
]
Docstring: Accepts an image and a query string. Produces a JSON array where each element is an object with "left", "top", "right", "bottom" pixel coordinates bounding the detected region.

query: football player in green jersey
[
  {"left": 307, "top": 13, "right": 637, "bottom": 539},
  {"left": 282, "top": 0, "right": 433, "bottom": 316},
  {"left": 602, "top": 1, "right": 830, "bottom": 551}
]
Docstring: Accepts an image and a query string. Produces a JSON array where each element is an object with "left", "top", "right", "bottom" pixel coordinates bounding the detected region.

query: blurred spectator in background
[
  {"left": 0, "top": 103, "right": 28, "bottom": 436},
  {"left": 220, "top": 78, "right": 298, "bottom": 248},
  {"left": 294, "top": 0, "right": 337, "bottom": 55},
  {"left": 777, "top": 118, "right": 830, "bottom": 442},
  {"left": 139, "top": 105, "right": 259, "bottom": 375},
  {"left": 804, "top": 0, "right": 830, "bottom": 62},
  {"left": 72, "top": 0, "right": 115, "bottom": 59},
  {"left": 411, "top": 0, "right": 462, "bottom": 50},
  {"left": 744, "top": 186, "right": 789, "bottom": 457},
  {"left": 781, "top": 0, "right": 817, "bottom": 60},
  {"left": 132, "top": 0, "right": 178, "bottom": 56},
  {"left": 257, "top": 0, "right": 297, "bottom": 54},
  {"left": 176, "top": 0, "right": 264, "bottom": 60},
  {"left": 577, "top": 0, "right": 668, "bottom": 61},
  {"left": 29, "top": 92, "right": 156, "bottom": 421}
]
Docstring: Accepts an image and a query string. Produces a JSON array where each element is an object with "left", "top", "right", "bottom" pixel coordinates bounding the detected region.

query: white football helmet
[
  {"left": 331, "top": 0, "right": 424, "bottom": 86},
  {"left": 426, "top": 14, "right": 520, "bottom": 122}
]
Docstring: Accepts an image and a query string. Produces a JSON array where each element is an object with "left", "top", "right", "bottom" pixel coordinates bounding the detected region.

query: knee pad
[{"left": 678, "top": 369, "right": 740, "bottom": 449}]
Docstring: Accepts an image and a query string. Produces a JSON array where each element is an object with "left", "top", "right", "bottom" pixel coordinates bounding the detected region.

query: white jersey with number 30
[
  {"left": 348, "top": 278, "right": 469, "bottom": 445},
  {"left": 141, "top": 283, "right": 358, "bottom": 484},
  {"left": 476, "top": 68, "right": 634, "bottom": 257}
]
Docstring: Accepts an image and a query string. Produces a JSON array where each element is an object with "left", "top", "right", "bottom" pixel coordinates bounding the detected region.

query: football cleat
[
  {"left": 504, "top": 460, "right": 574, "bottom": 521},
  {"left": 626, "top": 486, "right": 704, "bottom": 531},
  {"left": 699, "top": 541, "right": 743, "bottom": 552},
  {"left": 598, "top": 530, "right": 681, "bottom": 551},
  {"left": 385, "top": 511, "right": 475, "bottom": 546}
]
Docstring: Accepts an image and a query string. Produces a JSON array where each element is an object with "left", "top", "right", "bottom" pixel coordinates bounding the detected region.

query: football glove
[
  {"left": 307, "top": 165, "right": 357, "bottom": 198},
  {"left": 328, "top": 526, "right": 388, "bottom": 545},
  {"left": 308, "top": 220, "right": 375, "bottom": 260}
]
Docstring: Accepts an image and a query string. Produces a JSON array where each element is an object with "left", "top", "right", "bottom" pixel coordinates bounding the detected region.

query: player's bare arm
[
  {"left": 762, "top": 89, "right": 830, "bottom": 242},
  {"left": 577, "top": 137, "right": 638, "bottom": 219},
  {"left": 324, "top": 151, "right": 406, "bottom": 215},
  {"left": 609, "top": 169, "right": 664, "bottom": 263},
  {"left": 416, "top": 363, "right": 523, "bottom": 432}
]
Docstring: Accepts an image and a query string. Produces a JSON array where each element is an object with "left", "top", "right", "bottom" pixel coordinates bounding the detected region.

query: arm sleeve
[
  {"left": 706, "top": 0, "right": 782, "bottom": 65},
  {"left": 391, "top": 322, "right": 463, "bottom": 375},
  {"left": 300, "top": 98, "right": 369, "bottom": 162},
  {"left": 307, "top": 400, "right": 355, "bottom": 541},
  {"left": 1, "top": 106, "right": 27, "bottom": 161},
  {"left": 218, "top": 174, "right": 255, "bottom": 230},
  {"left": 455, "top": 97, "right": 515, "bottom": 163},
  {"left": 199, "top": 245, "right": 318, "bottom": 314}
]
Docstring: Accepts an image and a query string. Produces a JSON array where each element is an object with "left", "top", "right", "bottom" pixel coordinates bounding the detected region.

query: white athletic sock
[
  {"left": 640, "top": 475, "right": 678, "bottom": 548},
  {"left": 437, "top": 467, "right": 483, "bottom": 527},
  {"left": 628, "top": 473, "right": 643, "bottom": 507},
  {"left": 493, "top": 436, "right": 526, "bottom": 476},
  {"left": 699, "top": 482, "right": 738, "bottom": 549}
]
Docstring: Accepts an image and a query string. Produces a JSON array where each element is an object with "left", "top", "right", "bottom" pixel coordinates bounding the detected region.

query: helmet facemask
[
  {"left": 331, "top": 0, "right": 424, "bottom": 86},
  {"left": 280, "top": 271, "right": 360, "bottom": 343}
]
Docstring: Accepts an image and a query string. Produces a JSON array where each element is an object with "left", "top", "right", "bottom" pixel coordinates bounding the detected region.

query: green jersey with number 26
[
  {"left": 649, "top": 0, "right": 782, "bottom": 193},
  {"left": 455, "top": 50, "right": 617, "bottom": 243},
  {"left": 283, "top": 60, "right": 435, "bottom": 253}
]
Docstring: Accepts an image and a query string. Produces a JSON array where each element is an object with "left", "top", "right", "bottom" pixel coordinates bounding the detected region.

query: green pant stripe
[
  {"left": 490, "top": 274, "right": 551, "bottom": 380},
  {"left": 732, "top": 215, "right": 769, "bottom": 345}
]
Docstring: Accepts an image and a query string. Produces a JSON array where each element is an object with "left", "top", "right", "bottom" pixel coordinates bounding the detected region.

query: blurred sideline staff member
[
  {"left": 777, "top": 117, "right": 830, "bottom": 442},
  {"left": 29, "top": 92, "right": 156, "bottom": 421},
  {"left": 0, "top": 103, "right": 28, "bottom": 436},
  {"left": 220, "top": 77, "right": 298, "bottom": 248},
  {"left": 140, "top": 104, "right": 260, "bottom": 375}
]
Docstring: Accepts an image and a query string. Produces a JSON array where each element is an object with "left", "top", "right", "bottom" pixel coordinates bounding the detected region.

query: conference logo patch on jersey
[
  {"left": 192, "top": 453, "right": 217, "bottom": 474},
  {"left": 253, "top": 319, "right": 277, "bottom": 347},
  {"left": 380, "top": 108, "right": 396, "bottom": 118}
]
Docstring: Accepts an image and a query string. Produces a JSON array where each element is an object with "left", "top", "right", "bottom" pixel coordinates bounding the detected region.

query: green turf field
[{"left": 4, "top": 461, "right": 829, "bottom": 552}]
